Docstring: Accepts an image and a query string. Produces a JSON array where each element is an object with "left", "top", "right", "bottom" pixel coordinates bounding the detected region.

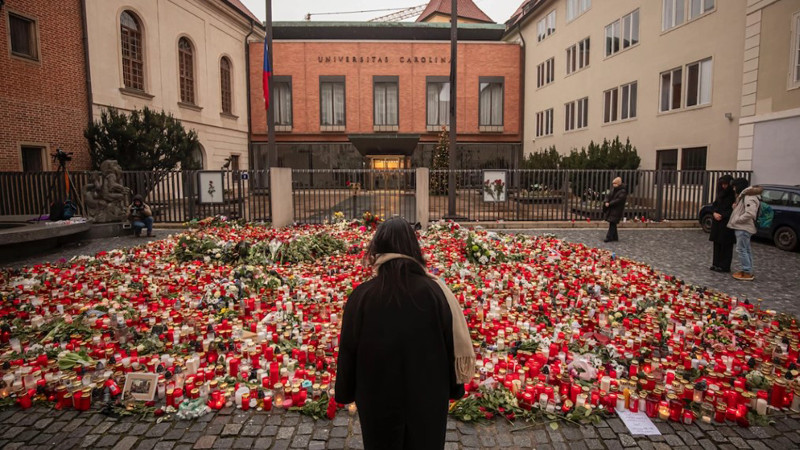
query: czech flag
[{"left": 263, "top": 39, "right": 272, "bottom": 111}]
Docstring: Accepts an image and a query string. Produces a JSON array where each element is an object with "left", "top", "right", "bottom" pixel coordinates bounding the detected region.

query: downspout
[
  {"left": 244, "top": 19, "right": 255, "bottom": 169},
  {"left": 80, "top": 0, "right": 94, "bottom": 165},
  {"left": 516, "top": 22, "right": 526, "bottom": 169}
]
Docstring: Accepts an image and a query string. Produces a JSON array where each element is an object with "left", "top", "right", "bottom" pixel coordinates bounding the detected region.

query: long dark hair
[{"left": 365, "top": 217, "right": 426, "bottom": 302}]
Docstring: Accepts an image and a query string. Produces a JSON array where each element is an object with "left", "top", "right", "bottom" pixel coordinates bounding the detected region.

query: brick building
[
  {"left": 250, "top": 3, "right": 523, "bottom": 170},
  {"left": 0, "top": 0, "right": 91, "bottom": 171}
]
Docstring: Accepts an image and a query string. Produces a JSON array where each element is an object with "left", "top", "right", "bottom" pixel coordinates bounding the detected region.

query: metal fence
[
  {"left": 429, "top": 169, "right": 753, "bottom": 222},
  {"left": 292, "top": 169, "right": 416, "bottom": 224}
]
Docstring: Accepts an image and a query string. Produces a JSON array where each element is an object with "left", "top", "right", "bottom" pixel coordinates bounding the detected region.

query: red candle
[{"left": 229, "top": 357, "right": 240, "bottom": 378}]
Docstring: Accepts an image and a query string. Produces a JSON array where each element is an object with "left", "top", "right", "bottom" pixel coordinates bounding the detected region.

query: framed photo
[
  {"left": 482, "top": 170, "right": 507, "bottom": 202},
  {"left": 123, "top": 372, "right": 158, "bottom": 401},
  {"left": 198, "top": 171, "right": 225, "bottom": 204}
]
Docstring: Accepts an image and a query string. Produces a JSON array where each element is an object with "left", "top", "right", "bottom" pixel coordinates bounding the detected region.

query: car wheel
[
  {"left": 773, "top": 226, "right": 798, "bottom": 251},
  {"left": 701, "top": 214, "right": 713, "bottom": 233}
]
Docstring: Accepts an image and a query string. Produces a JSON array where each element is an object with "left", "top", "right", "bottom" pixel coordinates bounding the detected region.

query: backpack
[{"left": 756, "top": 199, "right": 774, "bottom": 229}]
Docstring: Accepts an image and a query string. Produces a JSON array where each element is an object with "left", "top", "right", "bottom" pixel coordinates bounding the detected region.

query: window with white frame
[
  {"left": 689, "top": 0, "right": 715, "bottom": 20},
  {"left": 536, "top": 108, "right": 554, "bottom": 137},
  {"left": 479, "top": 77, "right": 504, "bottom": 128},
  {"left": 604, "top": 81, "right": 637, "bottom": 123},
  {"left": 273, "top": 76, "right": 292, "bottom": 128},
  {"left": 565, "top": 97, "right": 588, "bottom": 131},
  {"left": 566, "top": 37, "right": 590, "bottom": 75},
  {"left": 374, "top": 76, "right": 399, "bottom": 128},
  {"left": 537, "top": 11, "right": 556, "bottom": 42},
  {"left": 566, "top": 0, "right": 591, "bottom": 22},
  {"left": 320, "top": 76, "right": 345, "bottom": 128},
  {"left": 426, "top": 77, "right": 450, "bottom": 128},
  {"left": 662, "top": 0, "right": 685, "bottom": 31},
  {"left": 606, "top": 10, "right": 639, "bottom": 57},
  {"left": 792, "top": 12, "right": 800, "bottom": 87},
  {"left": 660, "top": 66, "right": 683, "bottom": 112},
  {"left": 537, "top": 58, "right": 555, "bottom": 88},
  {"left": 660, "top": 58, "right": 712, "bottom": 112}
]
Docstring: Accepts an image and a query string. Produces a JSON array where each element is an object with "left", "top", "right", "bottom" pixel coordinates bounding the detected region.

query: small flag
[{"left": 263, "top": 40, "right": 272, "bottom": 111}]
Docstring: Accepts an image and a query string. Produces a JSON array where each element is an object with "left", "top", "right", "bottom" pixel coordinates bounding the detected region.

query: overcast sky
[{"left": 241, "top": 0, "right": 521, "bottom": 24}]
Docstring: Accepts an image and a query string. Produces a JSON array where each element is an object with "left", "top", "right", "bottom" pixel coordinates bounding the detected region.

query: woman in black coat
[
  {"left": 603, "top": 177, "right": 628, "bottom": 242},
  {"left": 709, "top": 175, "right": 736, "bottom": 272},
  {"left": 335, "top": 218, "right": 465, "bottom": 450}
]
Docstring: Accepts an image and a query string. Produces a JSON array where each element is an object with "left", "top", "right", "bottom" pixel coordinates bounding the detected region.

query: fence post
[
  {"left": 561, "top": 170, "right": 569, "bottom": 220},
  {"left": 655, "top": 173, "right": 664, "bottom": 222},
  {"left": 415, "top": 168, "right": 430, "bottom": 229},
  {"left": 270, "top": 167, "right": 294, "bottom": 228}
]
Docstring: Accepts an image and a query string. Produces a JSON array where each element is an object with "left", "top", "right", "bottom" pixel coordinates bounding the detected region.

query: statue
[{"left": 83, "top": 160, "right": 130, "bottom": 222}]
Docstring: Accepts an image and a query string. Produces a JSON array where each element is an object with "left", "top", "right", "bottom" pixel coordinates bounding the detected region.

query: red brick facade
[
  {"left": 250, "top": 41, "right": 521, "bottom": 144},
  {"left": 0, "top": 0, "right": 90, "bottom": 171}
]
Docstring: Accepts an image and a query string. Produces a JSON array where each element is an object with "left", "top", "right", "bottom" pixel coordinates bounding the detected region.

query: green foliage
[
  {"left": 560, "top": 137, "right": 641, "bottom": 170},
  {"left": 85, "top": 107, "right": 200, "bottom": 171},
  {"left": 522, "top": 146, "right": 560, "bottom": 170},
  {"left": 431, "top": 126, "right": 450, "bottom": 195}
]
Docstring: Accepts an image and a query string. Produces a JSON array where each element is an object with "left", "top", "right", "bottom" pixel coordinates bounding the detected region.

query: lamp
[{"left": 725, "top": 113, "right": 734, "bottom": 121}]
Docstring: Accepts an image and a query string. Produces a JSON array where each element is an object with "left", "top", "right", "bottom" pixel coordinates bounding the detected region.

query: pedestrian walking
[
  {"left": 727, "top": 178, "right": 762, "bottom": 281},
  {"left": 709, "top": 175, "right": 736, "bottom": 272},
  {"left": 335, "top": 217, "right": 474, "bottom": 450},
  {"left": 602, "top": 177, "right": 628, "bottom": 242}
]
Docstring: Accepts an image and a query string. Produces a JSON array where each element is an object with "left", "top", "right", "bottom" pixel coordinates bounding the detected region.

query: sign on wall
[
  {"left": 482, "top": 170, "right": 507, "bottom": 202},
  {"left": 198, "top": 171, "right": 225, "bottom": 204}
]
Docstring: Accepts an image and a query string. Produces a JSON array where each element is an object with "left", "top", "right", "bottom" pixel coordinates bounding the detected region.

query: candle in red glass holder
[
  {"left": 682, "top": 410, "right": 694, "bottom": 425},
  {"left": 715, "top": 404, "right": 727, "bottom": 423},
  {"left": 241, "top": 392, "right": 250, "bottom": 411},
  {"left": 668, "top": 397, "right": 683, "bottom": 422},
  {"left": 571, "top": 384, "right": 581, "bottom": 403},
  {"left": 645, "top": 393, "right": 659, "bottom": 418},
  {"left": 771, "top": 379, "right": 788, "bottom": 408},
  {"left": 229, "top": 357, "right": 240, "bottom": 378}
]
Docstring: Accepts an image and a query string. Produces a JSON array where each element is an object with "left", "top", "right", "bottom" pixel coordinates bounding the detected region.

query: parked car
[{"left": 699, "top": 184, "right": 800, "bottom": 251}]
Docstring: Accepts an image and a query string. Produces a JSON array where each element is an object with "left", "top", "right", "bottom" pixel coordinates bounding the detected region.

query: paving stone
[
  {"left": 767, "top": 436, "right": 794, "bottom": 450},
  {"left": 86, "top": 414, "right": 105, "bottom": 426},
  {"left": 497, "top": 432, "right": 514, "bottom": 447},
  {"left": 330, "top": 426, "right": 348, "bottom": 438},
  {"left": 751, "top": 427, "right": 775, "bottom": 439},
  {"left": 445, "top": 431, "right": 458, "bottom": 442},
  {"left": 63, "top": 418, "right": 86, "bottom": 432},
  {"left": 461, "top": 435, "right": 480, "bottom": 447},
  {"left": 457, "top": 423, "right": 477, "bottom": 434},
  {"left": 136, "top": 439, "right": 159, "bottom": 450},
  {"left": 212, "top": 438, "right": 233, "bottom": 449},
  {"left": 513, "top": 435, "right": 533, "bottom": 447},
  {"left": 113, "top": 436, "right": 140, "bottom": 450},
  {"left": 181, "top": 432, "right": 202, "bottom": 444},
  {"left": 345, "top": 436, "right": 364, "bottom": 450},
  {"left": 444, "top": 443, "right": 459, "bottom": 450},
  {"left": 231, "top": 414, "right": 249, "bottom": 424},
  {"left": 296, "top": 423, "right": 313, "bottom": 435},
  {"left": 748, "top": 441, "right": 771, "bottom": 450},
  {"left": 698, "top": 439, "right": 717, "bottom": 450},
  {"left": 97, "top": 434, "right": 122, "bottom": 448},
  {"left": 266, "top": 415, "right": 283, "bottom": 426},
  {"left": 218, "top": 407, "right": 234, "bottom": 415},
  {"left": 708, "top": 430, "right": 729, "bottom": 443},
  {"left": 665, "top": 434, "right": 685, "bottom": 446},
  {"left": 271, "top": 440, "right": 290, "bottom": 450},
  {"left": 446, "top": 420, "right": 457, "bottom": 430},
  {"left": 585, "top": 440, "right": 605, "bottom": 450},
  {"left": 533, "top": 429, "right": 550, "bottom": 444},
  {"left": 312, "top": 428, "right": 329, "bottom": 440},
  {"left": 222, "top": 423, "right": 242, "bottom": 436},
  {"left": 240, "top": 423, "right": 261, "bottom": 436},
  {"left": 93, "top": 421, "right": 115, "bottom": 435},
  {"left": 327, "top": 438, "right": 345, "bottom": 450},
  {"left": 563, "top": 425, "right": 583, "bottom": 441},
  {"left": 261, "top": 425, "right": 278, "bottom": 436},
  {"left": 600, "top": 427, "right": 619, "bottom": 439},
  {"left": 154, "top": 442, "right": 175, "bottom": 450},
  {"left": 31, "top": 433, "right": 55, "bottom": 445},
  {"left": 5, "top": 426, "right": 26, "bottom": 439},
  {"left": 678, "top": 431, "right": 699, "bottom": 446},
  {"left": 651, "top": 444, "right": 672, "bottom": 450},
  {"left": 81, "top": 435, "right": 101, "bottom": 448},
  {"left": 147, "top": 422, "right": 172, "bottom": 438},
  {"left": 308, "top": 441, "right": 326, "bottom": 450},
  {"left": 34, "top": 418, "right": 54, "bottom": 429},
  {"left": 163, "top": 429, "right": 185, "bottom": 441},
  {"left": 131, "top": 423, "right": 151, "bottom": 435},
  {"left": 254, "top": 438, "right": 273, "bottom": 448},
  {"left": 290, "top": 434, "right": 311, "bottom": 448},
  {"left": 536, "top": 445, "right": 554, "bottom": 450},
  {"left": 608, "top": 418, "right": 628, "bottom": 433},
  {"left": 193, "top": 436, "right": 216, "bottom": 449},
  {"left": 282, "top": 416, "right": 300, "bottom": 426},
  {"left": 480, "top": 435, "right": 496, "bottom": 447},
  {"left": 639, "top": 441, "right": 655, "bottom": 450},
  {"left": 233, "top": 437, "right": 254, "bottom": 448},
  {"left": 728, "top": 436, "right": 750, "bottom": 449},
  {"left": 16, "top": 429, "right": 40, "bottom": 442},
  {"left": 174, "top": 421, "right": 193, "bottom": 430},
  {"left": 605, "top": 439, "right": 625, "bottom": 450},
  {"left": 110, "top": 422, "right": 134, "bottom": 434},
  {"left": 620, "top": 434, "right": 637, "bottom": 447},
  {"left": 247, "top": 415, "right": 266, "bottom": 426}
]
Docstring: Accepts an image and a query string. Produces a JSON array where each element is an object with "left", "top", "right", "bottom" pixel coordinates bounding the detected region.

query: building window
[
  {"left": 656, "top": 149, "right": 678, "bottom": 184},
  {"left": 686, "top": 58, "right": 712, "bottom": 107},
  {"left": 536, "top": 108, "right": 554, "bottom": 137},
  {"left": 537, "top": 57, "right": 555, "bottom": 88},
  {"left": 566, "top": 0, "right": 591, "bottom": 22},
  {"left": 178, "top": 37, "right": 195, "bottom": 104},
  {"left": 565, "top": 97, "right": 588, "bottom": 132},
  {"left": 374, "top": 76, "right": 399, "bottom": 129},
  {"left": 479, "top": 77, "right": 504, "bottom": 129},
  {"left": 320, "top": 76, "right": 345, "bottom": 128},
  {"left": 220, "top": 57, "right": 233, "bottom": 114},
  {"left": 8, "top": 12, "right": 38, "bottom": 60},
  {"left": 682, "top": 146, "right": 707, "bottom": 184},
  {"left": 566, "top": 37, "right": 590, "bottom": 75},
  {"left": 660, "top": 58, "right": 712, "bottom": 112},
  {"left": 604, "top": 81, "right": 637, "bottom": 123},
  {"left": 273, "top": 76, "right": 292, "bottom": 129},
  {"left": 660, "top": 66, "right": 683, "bottom": 112},
  {"left": 791, "top": 12, "right": 800, "bottom": 87},
  {"left": 606, "top": 9, "right": 638, "bottom": 57},
  {"left": 689, "top": 0, "right": 715, "bottom": 20},
  {"left": 662, "top": 0, "right": 685, "bottom": 31},
  {"left": 120, "top": 11, "right": 144, "bottom": 91},
  {"left": 21, "top": 146, "right": 45, "bottom": 172},
  {"left": 426, "top": 77, "right": 450, "bottom": 129},
  {"left": 537, "top": 10, "right": 556, "bottom": 42}
]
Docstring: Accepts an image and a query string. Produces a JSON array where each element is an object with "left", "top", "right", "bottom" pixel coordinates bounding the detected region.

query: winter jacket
[
  {"left": 128, "top": 195, "right": 153, "bottom": 221},
  {"left": 709, "top": 175, "right": 736, "bottom": 244},
  {"left": 727, "top": 186, "right": 763, "bottom": 235},
  {"left": 603, "top": 184, "right": 628, "bottom": 224}
]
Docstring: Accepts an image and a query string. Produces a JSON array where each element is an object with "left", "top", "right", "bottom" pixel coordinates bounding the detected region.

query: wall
[
  {"left": 0, "top": 0, "right": 90, "bottom": 171},
  {"left": 752, "top": 115, "right": 800, "bottom": 185},
  {"left": 249, "top": 40, "right": 521, "bottom": 144},
  {"left": 755, "top": 0, "right": 800, "bottom": 114},
  {"left": 84, "top": 0, "right": 258, "bottom": 170},
  {"left": 513, "top": 0, "right": 746, "bottom": 171}
]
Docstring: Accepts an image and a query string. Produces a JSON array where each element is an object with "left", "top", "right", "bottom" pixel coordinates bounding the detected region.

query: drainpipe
[
  {"left": 80, "top": 0, "right": 94, "bottom": 166},
  {"left": 516, "top": 22, "right": 525, "bottom": 170},
  {"left": 244, "top": 19, "right": 255, "bottom": 169}
]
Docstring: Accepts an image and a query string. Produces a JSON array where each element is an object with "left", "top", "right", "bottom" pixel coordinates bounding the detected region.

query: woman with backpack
[{"left": 727, "top": 178, "right": 762, "bottom": 281}]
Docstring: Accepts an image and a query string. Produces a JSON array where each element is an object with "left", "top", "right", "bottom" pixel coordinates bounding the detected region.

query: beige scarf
[{"left": 372, "top": 253, "right": 475, "bottom": 384}]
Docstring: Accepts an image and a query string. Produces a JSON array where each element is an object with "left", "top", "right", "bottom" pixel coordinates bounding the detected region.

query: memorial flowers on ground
[{"left": 0, "top": 218, "right": 798, "bottom": 427}]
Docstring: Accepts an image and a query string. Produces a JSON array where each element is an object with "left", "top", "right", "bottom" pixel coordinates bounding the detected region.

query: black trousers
[
  {"left": 712, "top": 241, "right": 734, "bottom": 271},
  {"left": 606, "top": 221, "right": 619, "bottom": 241}
]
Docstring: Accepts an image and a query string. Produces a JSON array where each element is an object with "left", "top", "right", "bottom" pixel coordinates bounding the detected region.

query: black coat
[
  {"left": 603, "top": 184, "right": 628, "bottom": 223},
  {"left": 709, "top": 179, "right": 736, "bottom": 244},
  {"left": 335, "top": 267, "right": 464, "bottom": 450}
]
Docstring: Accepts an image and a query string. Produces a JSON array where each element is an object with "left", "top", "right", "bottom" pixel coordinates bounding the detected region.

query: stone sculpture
[{"left": 83, "top": 160, "right": 130, "bottom": 222}]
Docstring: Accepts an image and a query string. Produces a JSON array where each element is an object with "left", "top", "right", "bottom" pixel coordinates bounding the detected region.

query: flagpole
[
  {"left": 447, "top": 0, "right": 457, "bottom": 218},
  {"left": 265, "top": 0, "right": 277, "bottom": 168}
]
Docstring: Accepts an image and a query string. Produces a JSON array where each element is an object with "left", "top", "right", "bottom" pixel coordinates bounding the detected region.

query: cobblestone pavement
[
  {"left": 0, "top": 405, "right": 799, "bottom": 450},
  {"left": 4, "top": 228, "right": 800, "bottom": 449},
  {"left": 517, "top": 228, "right": 800, "bottom": 318}
]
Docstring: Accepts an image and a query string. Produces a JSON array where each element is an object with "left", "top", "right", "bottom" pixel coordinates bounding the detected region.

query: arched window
[
  {"left": 178, "top": 37, "right": 195, "bottom": 104},
  {"left": 120, "top": 11, "right": 144, "bottom": 90},
  {"left": 220, "top": 57, "right": 232, "bottom": 114}
]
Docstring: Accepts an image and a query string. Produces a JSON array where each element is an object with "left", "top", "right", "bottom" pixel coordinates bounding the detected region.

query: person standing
[
  {"left": 709, "top": 175, "right": 736, "bottom": 272},
  {"left": 727, "top": 178, "right": 762, "bottom": 281},
  {"left": 335, "top": 218, "right": 473, "bottom": 450},
  {"left": 602, "top": 177, "right": 628, "bottom": 242},
  {"left": 127, "top": 194, "right": 155, "bottom": 237}
]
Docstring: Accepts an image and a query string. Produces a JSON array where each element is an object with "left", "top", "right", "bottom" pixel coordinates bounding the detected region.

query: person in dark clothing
[
  {"left": 127, "top": 194, "right": 155, "bottom": 237},
  {"left": 602, "top": 177, "right": 628, "bottom": 242},
  {"left": 335, "top": 218, "right": 468, "bottom": 450},
  {"left": 709, "top": 175, "right": 736, "bottom": 272}
]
